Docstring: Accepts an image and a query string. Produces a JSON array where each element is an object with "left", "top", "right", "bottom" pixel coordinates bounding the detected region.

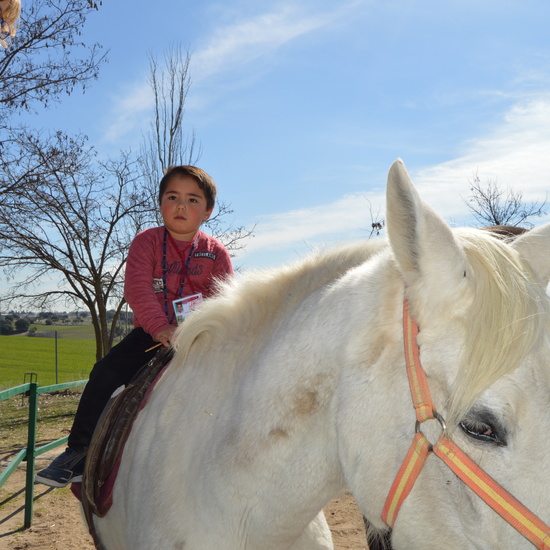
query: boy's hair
[{"left": 158, "top": 166, "right": 217, "bottom": 212}]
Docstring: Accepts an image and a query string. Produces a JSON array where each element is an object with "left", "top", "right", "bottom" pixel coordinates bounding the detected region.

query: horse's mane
[
  {"left": 448, "top": 228, "right": 550, "bottom": 425},
  {"left": 172, "top": 228, "right": 548, "bottom": 427},
  {"left": 172, "top": 238, "right": 387, "bottom": 367}
]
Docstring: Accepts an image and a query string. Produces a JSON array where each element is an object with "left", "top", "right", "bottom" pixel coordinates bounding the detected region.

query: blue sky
[{"left": 16, "top": 0, "right": 550, "bottom": 270}]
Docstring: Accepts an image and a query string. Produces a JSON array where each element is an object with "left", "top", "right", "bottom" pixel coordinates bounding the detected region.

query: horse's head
[{"left": 361, "top": 160, "right": 550, "bottom": 549}]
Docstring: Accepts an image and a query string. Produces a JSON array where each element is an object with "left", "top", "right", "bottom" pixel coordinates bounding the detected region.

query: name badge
[{"left": 173, "top": 293, "right": 203, "bottom": 325}]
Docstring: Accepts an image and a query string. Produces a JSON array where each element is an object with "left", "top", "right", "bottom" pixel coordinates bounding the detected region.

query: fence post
[
  {"left": 55, "top": 330, "right": 59, "bottom": 384},
  {"left": 24, "top": 382, "right": 38, "bottom": 528}
]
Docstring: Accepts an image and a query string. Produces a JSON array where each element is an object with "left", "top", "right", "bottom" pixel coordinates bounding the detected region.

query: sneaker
[{"left": 35, "top": 447, "right": 87, "bottom": 488}]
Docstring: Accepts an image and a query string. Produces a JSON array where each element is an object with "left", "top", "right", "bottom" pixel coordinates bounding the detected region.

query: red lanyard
[{"left": 162, "top": 228, "right": 198, "bottom": 321}]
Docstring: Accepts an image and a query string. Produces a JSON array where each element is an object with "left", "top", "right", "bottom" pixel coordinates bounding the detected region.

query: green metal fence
[{"left": 0, "top": 379, "right": 88, "bottom": 528}]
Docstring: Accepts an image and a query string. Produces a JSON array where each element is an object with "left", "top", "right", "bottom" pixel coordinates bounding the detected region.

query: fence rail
[{"left": 0, "top": 379, "right": 88, "bottom": 528}]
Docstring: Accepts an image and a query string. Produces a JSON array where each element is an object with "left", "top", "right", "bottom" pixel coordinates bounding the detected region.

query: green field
[
  {"left": 0, "top": 334, "right": 95, "bottom": 389},
  {"left": 28, "top": 322, "right": 97, "bottom": 340}
]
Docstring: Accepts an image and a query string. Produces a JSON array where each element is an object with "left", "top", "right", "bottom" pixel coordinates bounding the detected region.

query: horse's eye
[{"left": 459, "top": 418, "right": 507, "bottom": 446}]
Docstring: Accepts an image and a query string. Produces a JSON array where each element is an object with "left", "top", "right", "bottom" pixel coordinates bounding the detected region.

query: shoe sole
[{"left": 35, "top": 473, "right": 83, "bottom": 488}]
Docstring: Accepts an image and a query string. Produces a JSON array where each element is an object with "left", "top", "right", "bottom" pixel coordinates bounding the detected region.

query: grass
[
  {"left": 0, "top": 335, "right": 95, "bottom": 389},
  {"left": 0, "top": 390, "right": 82, "bottom": 459},
  {"left": 28, "top": 322, "right": 96, "bottom": 340},
  {"left": 1, "top": 324, "right": 109, "bottom": 456}
]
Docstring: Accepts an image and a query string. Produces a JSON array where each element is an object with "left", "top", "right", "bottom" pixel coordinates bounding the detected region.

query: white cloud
[
  {"left": 413, "top": 95, "right": 550, "bottom": 221},
  {"left": 101, "top": 1, "right": 365, "bottom": 144},
  {"left": 102, "top": 80, "right": 154, "bottom": 143},
  {"left": 102, "top": 81, "right": 153, "bottom": 144},
  {"left": 190, "top": 3, "right": 360, "bottom": 83},
  {"left": 239, "top": 94, "right": 550, "bottom": 268},
  {"left": 240, "top": 190, "right": 384, "bottom": 259}
]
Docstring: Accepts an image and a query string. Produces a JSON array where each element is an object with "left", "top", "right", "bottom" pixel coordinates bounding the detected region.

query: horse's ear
[
  {"left": 510, "top": 223, "right": 550, "bottom": 286},
  {"left": 386, "top": 159, "right": 467, "bottom": 298}
]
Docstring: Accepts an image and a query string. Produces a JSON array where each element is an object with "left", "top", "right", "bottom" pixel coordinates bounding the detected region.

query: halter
[{"left": 382, "top": 301, "right": 550, "bottom": 549}]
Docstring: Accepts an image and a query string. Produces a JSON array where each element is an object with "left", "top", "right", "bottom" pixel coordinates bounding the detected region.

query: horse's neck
[
  {"left": 163, "top": 247, "right": 401, "bottom": 421},
  {"left": 137, "top": 250, "right": 403, "bottom": 540}
]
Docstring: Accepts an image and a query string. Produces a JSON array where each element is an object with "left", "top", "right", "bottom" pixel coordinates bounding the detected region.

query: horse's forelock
[{"left": 446, "top": 229, "right": 549, "bottom": 426}]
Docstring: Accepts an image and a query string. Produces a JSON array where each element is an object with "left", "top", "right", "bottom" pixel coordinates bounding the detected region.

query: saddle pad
[{"left": 71, "top": 346, "right": 174, "bottom": 519}]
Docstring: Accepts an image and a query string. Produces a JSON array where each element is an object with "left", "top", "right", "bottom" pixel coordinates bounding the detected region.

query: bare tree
[
  {"left": 1, "top": 0, "right": 107, "bottom": 199},
  {"left": 0, "top": 129, "right": 81, "bottom": 202},
  {"left": 0, "top": 130, "right": 156, "bottom": 360},
  {"left": 139, "top": 46, "right": 255, "bottom": 255},
  {"left": 364, "top": 197, "right": 385, "bottom": 237},
  {"left": 0, "top": 0, "right": 128, "bottom": 358},
  {"left": 140, "top": 46, "right": 199, "bottom": 185},
  {"left": 0, "top": 42, "right": 253, "bottom": 360},
  {"left": 1, "top": 0, "right": 106, "bottom": 124},
  {"left": 466, "top": 172, "right": 548, "bottom": 227}
]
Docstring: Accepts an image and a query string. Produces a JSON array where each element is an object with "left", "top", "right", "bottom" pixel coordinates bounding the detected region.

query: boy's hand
[{"left": 154, "top": 326, "right": 176, "bottom": 347}]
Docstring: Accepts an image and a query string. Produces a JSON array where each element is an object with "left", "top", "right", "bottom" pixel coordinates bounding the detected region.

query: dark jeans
[{"left": 68, "top": 328, "right": 160, "bottom": 451}]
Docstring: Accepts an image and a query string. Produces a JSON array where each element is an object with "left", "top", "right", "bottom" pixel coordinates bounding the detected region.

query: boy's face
[{"left": 160, "top": 175, "right": 213, "bottom": 241}]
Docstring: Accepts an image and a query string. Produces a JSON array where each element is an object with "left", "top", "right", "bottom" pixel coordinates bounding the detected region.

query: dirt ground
[{"left": 0, "top": 450, "right": 368, "bottom": 549}]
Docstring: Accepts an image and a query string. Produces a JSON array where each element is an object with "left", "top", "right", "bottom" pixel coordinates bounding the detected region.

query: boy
[{"left": 36, "top": 166, "right": 233, "bottom": 487}]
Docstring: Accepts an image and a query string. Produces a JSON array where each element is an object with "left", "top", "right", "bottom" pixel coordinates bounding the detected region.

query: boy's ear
[{"left": 203, "top": 208, "right": 213, "bottom": 222}]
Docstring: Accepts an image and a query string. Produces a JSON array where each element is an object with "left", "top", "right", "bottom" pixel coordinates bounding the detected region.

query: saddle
[{"left": 74, "top": 346, "right": 174, "bottom": 548}]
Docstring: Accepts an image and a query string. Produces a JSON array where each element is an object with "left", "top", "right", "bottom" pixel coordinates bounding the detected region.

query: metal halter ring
[{"left": 415, "top": 411, "right": 447, "bottom": 450}]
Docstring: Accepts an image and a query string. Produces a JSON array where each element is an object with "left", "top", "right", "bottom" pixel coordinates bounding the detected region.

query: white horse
[{"left": 94, "top": 160, "right": 550, "bottom": 549}]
